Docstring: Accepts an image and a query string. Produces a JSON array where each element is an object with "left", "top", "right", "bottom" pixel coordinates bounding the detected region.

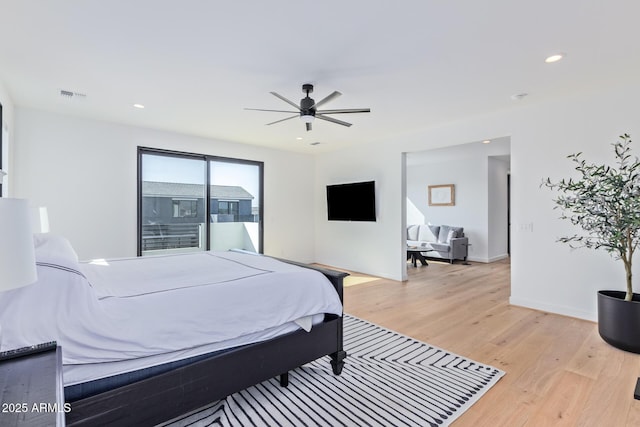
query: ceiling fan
[{"left": 245, "top": 84, "right": 370, "bottom": 131}]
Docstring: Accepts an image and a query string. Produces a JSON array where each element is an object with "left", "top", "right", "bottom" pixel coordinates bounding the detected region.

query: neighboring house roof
[{"left": 142, "top": 181, "right": 254, "bottom": 200}]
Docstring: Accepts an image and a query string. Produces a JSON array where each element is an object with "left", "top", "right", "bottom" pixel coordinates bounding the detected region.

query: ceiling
[
  {"left": 1, "top": 1, "right": 638, "bottom": 153},
  {"left": 406, "top": 137, "right": 511, "bottom": 166}
]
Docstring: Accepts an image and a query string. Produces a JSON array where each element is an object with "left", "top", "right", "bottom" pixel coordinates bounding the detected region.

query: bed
[{"left": 0, "top": 234, "right": 347, "bottom": 426}]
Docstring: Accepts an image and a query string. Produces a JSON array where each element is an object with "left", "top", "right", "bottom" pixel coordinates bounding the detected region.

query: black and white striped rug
[{"left": 165, "top": 315, "right": 504, "bottom": 426}]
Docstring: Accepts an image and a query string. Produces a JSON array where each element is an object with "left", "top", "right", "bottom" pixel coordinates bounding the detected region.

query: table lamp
[{"left": 0, "top": 198, "right": 37, "bottom": 349}]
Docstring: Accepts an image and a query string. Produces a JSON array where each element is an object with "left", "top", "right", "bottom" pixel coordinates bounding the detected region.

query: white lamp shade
[
  {"left": 31, "top": 206, "right": 50, "bottom": 233},
  {"left": 0, "top": 198, "right": 37, "bottom": 291}
]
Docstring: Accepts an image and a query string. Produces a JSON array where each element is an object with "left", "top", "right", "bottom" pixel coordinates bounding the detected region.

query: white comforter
[{"left": 0, "top": 235, "right": 342, "bottom": 370}]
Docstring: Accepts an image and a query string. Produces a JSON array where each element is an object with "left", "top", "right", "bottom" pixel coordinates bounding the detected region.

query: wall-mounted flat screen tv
[{"left": 326, "top": 180, "right": 376, "bottom": 221}]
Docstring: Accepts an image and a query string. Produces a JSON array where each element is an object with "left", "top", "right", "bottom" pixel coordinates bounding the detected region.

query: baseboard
[
  {"left": 466, "top": 256, "right": 487, "bottom": 263},
  {"left": 509, "top": 296, "right": 597, "bottom": 322},
  {"left": 465, "top": 254, "right": 509, "bottom": 263}
]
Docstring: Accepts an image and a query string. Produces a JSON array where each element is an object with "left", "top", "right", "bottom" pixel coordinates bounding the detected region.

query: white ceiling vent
[{"left": 59, "top": 89, "right": 87, "bottom": 100}]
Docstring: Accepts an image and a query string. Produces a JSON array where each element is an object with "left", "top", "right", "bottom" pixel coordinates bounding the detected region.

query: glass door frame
[{"left": 137, "top": 146, "right": 264, "bottom": 256}]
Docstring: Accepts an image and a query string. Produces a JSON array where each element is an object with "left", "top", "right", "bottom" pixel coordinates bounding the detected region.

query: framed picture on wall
[{"left": 428, "top": 184, "right": 455, "bottom": 206}]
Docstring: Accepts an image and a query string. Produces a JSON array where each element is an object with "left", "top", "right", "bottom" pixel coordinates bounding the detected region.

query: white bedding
[
  {"left": 0, "top": 235, "right": 343, "bottom": 385},
  {"left": 83, "top": 252, "right": 275, "bottom": 298}
]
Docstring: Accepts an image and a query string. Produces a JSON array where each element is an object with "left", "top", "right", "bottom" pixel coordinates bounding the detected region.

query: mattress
[{"left": 0, "top": 234, "right": 342, "bottom": 385}]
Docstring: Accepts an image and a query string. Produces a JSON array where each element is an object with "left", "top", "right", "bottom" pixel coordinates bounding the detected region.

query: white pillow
[
  {"left": 418, "top": 225, "right": 439, "bottom": 243},
  {"left": 407, "top": 225, "right": 420, "bottom": 240},
  {"left": 33, "top": 233, "right": 79, "bottom": 267}
]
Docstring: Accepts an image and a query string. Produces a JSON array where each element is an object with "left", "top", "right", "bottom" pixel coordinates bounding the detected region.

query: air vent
[
  {"left": 59, "top": 89, "right": 87, "bottom": 99},
  {"left": 510, "top": 93, "right": 528, "bottom": 101}
]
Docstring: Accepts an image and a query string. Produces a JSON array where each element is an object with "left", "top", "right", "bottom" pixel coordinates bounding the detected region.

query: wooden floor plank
[
  {"left": 527, "top": 370, "right": 594, "bottom": 426},
  {"left": 342, "top": 258, "right": 640, "bottom": 426}
]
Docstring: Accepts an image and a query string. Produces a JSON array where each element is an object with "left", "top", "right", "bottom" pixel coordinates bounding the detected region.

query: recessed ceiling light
[
  {"left": 482, "top": 140, "right": 491, "bottom": 144},
  {"left": 296, "top": 137, "right": 303, "bottom": 140},
  {"left": 545, "top": 53, "right": 564, "bottom": 63},
  {"left": 133, "top": 104, "right": 145, "bottom": 109}
]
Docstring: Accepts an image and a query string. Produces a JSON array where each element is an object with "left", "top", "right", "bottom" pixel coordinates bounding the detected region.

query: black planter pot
[{"left": 598, "top": 290, "right": 640, "bottom": 354}]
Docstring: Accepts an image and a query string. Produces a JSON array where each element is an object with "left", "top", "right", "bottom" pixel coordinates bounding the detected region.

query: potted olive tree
[{"left": 543, "top": 133, "right": 640, "bottom": 353}]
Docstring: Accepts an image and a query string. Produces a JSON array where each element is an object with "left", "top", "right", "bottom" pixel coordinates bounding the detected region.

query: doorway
[{"left": 403, "top": 137, "right": 511, "bottom": 272}]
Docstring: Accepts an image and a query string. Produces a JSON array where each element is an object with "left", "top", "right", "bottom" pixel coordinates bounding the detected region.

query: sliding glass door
[
  {"left": 209, "top": 160, "right": 262, "bottom": 252},
  {"left": 138, "top": 148, "right": 263, "bottom": 256}
]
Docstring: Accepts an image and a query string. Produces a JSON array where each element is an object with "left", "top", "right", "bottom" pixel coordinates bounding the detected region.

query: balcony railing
[
  {"left": 210, "top": 214, "right": 258, "bottom": 223},
  {"left": 142, "top": 223, "right": 202, "bottom": 251}
]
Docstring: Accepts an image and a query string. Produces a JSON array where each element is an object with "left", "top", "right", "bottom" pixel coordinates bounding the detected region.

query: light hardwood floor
[{"left": 341, "top": 258, "right": 640, "bottom": 426}]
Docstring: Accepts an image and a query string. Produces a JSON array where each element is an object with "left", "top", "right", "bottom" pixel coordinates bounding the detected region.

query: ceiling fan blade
[
  {"left": 313, "top": 91, "right": 342, "bottom": 109},
  {"left": 245, "top": 108, "right": 298, "bottom": 113},
  {"left": 315, "top": 114, "right": 352, "bottom": 127},
  {"left": 270, "top": 92, "right": 301, "bottom": 110},
  {"left": 306, "top": 122, "right": 312, "bottom": 132},
  {"left": 266, "top": 115, "right": 299, "bottom": 126},
  {"left": 316, "top": 108, "right": 371, "bottom": 114}
]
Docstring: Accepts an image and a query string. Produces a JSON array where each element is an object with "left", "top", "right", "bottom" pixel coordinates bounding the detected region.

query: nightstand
[{"left": 0, "top": 342, "right": 66, "bottom": 426}]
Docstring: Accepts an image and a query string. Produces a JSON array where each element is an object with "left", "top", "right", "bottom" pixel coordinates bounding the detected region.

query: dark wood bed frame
[{"left": 65, "top": 262, "right": 348, "bottom": 426}]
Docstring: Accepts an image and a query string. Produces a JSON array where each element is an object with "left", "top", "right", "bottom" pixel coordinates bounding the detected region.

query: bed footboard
[{"left": 280, "top": 260, "right": 348, "bottom": 375}]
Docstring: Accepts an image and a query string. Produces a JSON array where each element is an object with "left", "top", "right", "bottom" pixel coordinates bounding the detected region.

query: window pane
[
  {"left": 209, "top": 160, "right": 261, "bottom": 252},
  {"left": 140, "top": 153, "right": 206, "bottom": 255}
]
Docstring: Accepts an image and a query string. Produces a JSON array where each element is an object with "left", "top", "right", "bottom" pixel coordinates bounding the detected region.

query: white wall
[
  {"left": 315, "top": 142, "right": 406, "bottom": 279},
  {"left": 13, "top": 108, "right": 317, "bottom": 263},
  {"left": 315, "top": 83, "right": 640, "bottom": 321},
  {"left": 407, "top": 156, "right": 488, "bottom": 261}
]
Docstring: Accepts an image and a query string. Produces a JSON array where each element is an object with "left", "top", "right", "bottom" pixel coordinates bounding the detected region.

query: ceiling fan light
[{"left": 300, "top": 114, "right": 315, "bottom": 123}]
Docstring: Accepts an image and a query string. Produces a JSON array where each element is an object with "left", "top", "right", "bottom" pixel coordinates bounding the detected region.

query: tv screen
[{"left": 326, "top": 181, "right": 376, "bottom": 221}]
